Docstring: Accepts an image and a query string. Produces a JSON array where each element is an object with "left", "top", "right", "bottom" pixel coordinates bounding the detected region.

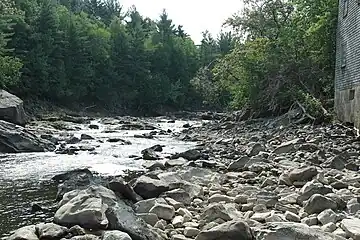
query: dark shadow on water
[{"left": 0, "top": 179, "right": 57, "bottom": 239}]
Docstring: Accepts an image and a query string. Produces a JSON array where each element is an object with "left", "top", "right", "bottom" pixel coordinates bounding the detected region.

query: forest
[{"left": 0, "top": 0, "right": 338, "bottom": 116}]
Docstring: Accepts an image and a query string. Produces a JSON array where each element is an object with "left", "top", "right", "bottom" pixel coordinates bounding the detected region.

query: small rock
[
  {"left": 208, "top": 194, "right": 233, "bottom": 203},
  {"left": 136, "top": 213, "right": 159, "bottom": 226},
  {"left": 288, "top": 167, "right": 318, "bottom": 183},
  {"left": 321, "top": 222, "right": 337, "bottom": 233},
  {"left": 317, "top": 209, "right": 337, "bottom": 225},
  {"left": 184, "top": 227, "right": 200, "bottom": 237},
  {"left": 163, "top": 189, "right": 191, "bottom": 205},
  {"left": 133, "top": 176, "right": 169, "bottom": 199},
  {"left": 285, "top": 211, "right": 300, "bottom": 222},
  {"left": 89, "top": 124, "right": 99, "bottom": 129},
  {"left": 69, "top": 225, "right": 86, "bottom": 236},
  {"left": 172, "top": 216, "right": 184, "bottom": 228},
  {"left": 301, "top": 217, "right": 318, "bottom": 226},
  {"left": 201, "top": 204, "right": 231, "bottom": 223},
  {"left": 134, "top": 198, "right": 166, "bottom": 213},
  {"left": 36, "top": 223, "right": 68, "bottom": 239},
  {"left": 149, "top": 204, "right": 175, "bottom": 220},
  {"left": 172, "top": 234, "right": 191, "bottom": 240},
  {"left": 234, "top": 194, "right": 248, "bottom": 204},
  {"left": 195, "top": 220, "right": 253, "bottom": 240},
  {"left": 80, "top": 134, "right": 94, "bottom": 140}
]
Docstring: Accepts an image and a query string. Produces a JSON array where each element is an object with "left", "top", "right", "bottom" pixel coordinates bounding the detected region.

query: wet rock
[
  {"left": 149, "top": 204, "right": 175, "bottom": 220},
  {"left": 288, "top": 167, "right": 318, "bottom": 183},
  {"left": 35, "top": 223, "right": 68, "bottom": 239},
  {"left": 340, "top": 218, "right": 360, "bottom": 239},
  {"left": 141, "top": 148, "right": 160, "bottom": 160},
  {"left": 8, "top": 226, "right": 38, "bottom": 240},
  {"left": 67, "top": 136, "right": 81, "bottom": 144},
  {"left": 0, "top": 90, "right": 26, "bottom": 125},
  {"left": 133, "top": 176, "right": 169, "bottom": 199},
  {"left": 304, "top": 194, "right": 338, "bottom": 214},
  {"left": 80, "top": 134, "right": 94, "bottom": 140},
  {"left": 255, "top": 222, "right": 345, "bottom": 240},
  {"left": 134, "top": 133, "right": 154, "bottom": 139},
  {"left": 172, "top": 149, "right": 202, "bottom": 161},
  {"left": 40, "top": 134, "right": 59, "bottom": 144},
  {"left": 31, "top": 203, "right": 46, "bottom": 213},
  {"left": 117, "top": 123, "right": 157, "bottom": 131},
  {"left": 0, "top": 120, "right": 55, "bottom": 153},
  {"left": 143, "top": 161, "right": 166, "bottom": 171},
  {"left": 89, "top": 124, "right": 99, "bottom": 129},
  {"left": 108, "top": 179, "right": 142, "bottom": 202},
  {"left": 102, "top": 231, "right": 132, "bottom": 240},
  {"left": 195, "top": 220, "right": 253, "bottom": 240},
  {"left": 165, "top": 158, "right": 188, "bottom": 167},
  {"left": 107, "top": 138, "right": 132, "bottom": 145}
]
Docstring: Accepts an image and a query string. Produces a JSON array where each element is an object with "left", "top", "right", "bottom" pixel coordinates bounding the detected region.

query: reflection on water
[{"left": 0, "top": 118, "right": 200, "bottom": 238}]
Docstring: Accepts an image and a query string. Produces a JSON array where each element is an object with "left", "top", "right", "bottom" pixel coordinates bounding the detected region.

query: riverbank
[{"left": 5, "top": 111, "right": 360, "bottom": 240}]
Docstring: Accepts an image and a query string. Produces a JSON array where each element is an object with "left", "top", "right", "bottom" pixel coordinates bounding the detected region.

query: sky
[{"left": 121, "top": 0, "right": 244, "bottom": 44}]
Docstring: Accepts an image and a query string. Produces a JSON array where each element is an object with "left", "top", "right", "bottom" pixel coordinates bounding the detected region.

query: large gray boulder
[
  {"left": 8, "top": 225, "right": 38, "bottom": 240},
  {"left": 0, "top": 90, "right": 26, "bottom": 125},
  {"left": 0, "top": 120, "right": 55, "bottom": 153},
  {"left": 255, "top": 222, "right": 346, "bottom": 240},
  {"left": 55, "top": 185, "right": 163, "bottom": 240}
]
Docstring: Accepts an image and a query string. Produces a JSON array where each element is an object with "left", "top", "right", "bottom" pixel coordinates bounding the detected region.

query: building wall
[{"left": 335, "top": 0, "right": 360, "bottom": 128}]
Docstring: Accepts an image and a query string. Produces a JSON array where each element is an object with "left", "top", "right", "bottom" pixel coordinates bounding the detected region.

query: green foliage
[{"left": 205, "top": 0, "right": 338, "bottom": 116}]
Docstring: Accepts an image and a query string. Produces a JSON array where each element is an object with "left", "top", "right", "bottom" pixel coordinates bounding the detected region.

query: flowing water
[{"left": 0, "top": 117, "right": 200, "bottom": 238}]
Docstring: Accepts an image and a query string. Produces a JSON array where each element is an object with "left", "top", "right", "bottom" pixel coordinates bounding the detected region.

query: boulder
[
  {"left": 340, "top": 218, "right": 360, "bottom": 239},
  {"left": 304, "top": 194, "right": 338, "bottom": 214},
  {"left": 55, "top": 185, "right": 163, "bottom": 240},
  {"left": 0, "top": 120, "right": 55, "bottom": 153},
  {"left": 108, "top": 179, "right": 142, "bottom": 202},
  {"left": 288, "top": 167, "right": 318, "bottom": 183},
  {"left": 35, "top": 223, "right": 68, "bottom": 239},
  {"left": 102, "top": 231, "right": 132, "bottom": 240},
  {"left": 133, "top": 176, "right": 169, "bottom": 199},
  {"left": 0, "top": 90, "right": 26, "bottom": 125},
  {"left": 195, "top": 220, "right": 253, "bottom": 240},
  {"left": 255, "top": 222, "right": 345, "bottom": 240},
  {"left": 149, "top": 204, "right": 175, "bottom": 220},
  {"left": 8, "top": 225, "right": 38, "bottom": 240}
]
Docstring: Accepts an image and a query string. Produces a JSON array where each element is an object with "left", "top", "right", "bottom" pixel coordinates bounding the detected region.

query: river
[{"left": 0, "top": 117, "right": 201, "bottom": 238}]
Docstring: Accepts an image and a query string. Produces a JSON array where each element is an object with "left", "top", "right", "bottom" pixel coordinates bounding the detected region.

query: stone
[
  {"left": 201, "top": 204, "right": 232, "bottom": 223},
  {"left": 246, "top": 143, "right": 265, "bottom": 156},
  {"left": 134, "top": 198, "right": 167, "bottom": 213},
  {"left": 208, "top": 194, "right": 233, "bottom": 203},
  {"left": 273, "top": 139, "right": 299, "bottom": 154},
  {"left": 322, "top": 223, "right": 337, "bottom": 233},
  {"left": 133, "top": 176, "right": 169, "bottom": 199},
  {"left": 141, "top": 148, "right": 160, "bottom": 160},
  {"left": 0, "top": 120, "right": 55, "bottom": 153},
  {"left": 304, "top": 194, "right": 338, "bottom": 214},
  {"left": 89, "top": 124, "right": 99, "bottom": 129},
  {"left": 163, "top": 189, "right": 191, "bottom": 205},
  {"left": 108, "top": 180, "right": 142, "bottom": 202},
  {"left": 69, "top": 225, "right": 86, "bottom": 236},
  {"left": 172, "top": 216, "right": 184, "bottom": 228},
  {"left": 149, "top": 204, "right": 176, "bottom": 220},
  {"left": 348, "top": 203, "right": 360, "bottom": 214},
  {"left": 256, "top": 222, "right": 346, "bottom": 240},
  {"left": 184, "top": 227, "right": 200, "bottom": 238},
  {"left": 195, "top": 220, "right": 253, "bottom": 240},
  {"left": 227, "top": 156, "right": 250, "bottom": 170},
  {"left": 171, "top": 235, "right": 191, "bottom": 240},
  {"left": 317, "top": 209, "right": 337, "bottom": 225},
  {"left": 340, "top": 218, "right": 360, "bottom": 239},
  {"left": 0, "top": 90, "right": 26, "bottom": 125},
  {"left": 54, "top": 191, "right": 109, "bottom": 229},
  {"left": 166, "top": 197, "right": 183, "bottom": 210},
  {"left": 327, "top": 152, "right": 349, "bottom": 170},
  {"left": 102, "top": 231, "right": 132, "bottom": 240},
  {"left": 80, "top": 134, "right": 94, "bottom": 140},
  {"left": 297, "top": 181, "right": 333, "bottom": 204},
  {"left": 265, "top": 213, "right": 286, "bottom": 222},
  {"left": 8, "top": 226, "right": 38, "bottom": 240},
  {"left": 251, "top": 211, "right": 272, "bottom": 222},
  {"left": 71, "top": 234, "right": 100, "bottom": 240},
  {"left": 165, "top": 159, "right": 188, "bottom": 167},
  {"left": 234, "top": 194, "right": 248, "bottom": 204},
  {"left": 136, "top": 213, "right": 159, "bottom": 226},
  {"left": 172, "top": 149, "right": 202, "bottom": 161},
  {"left": 288, "top": 167, "right": 318, "bottom": 183},
  {"left": 285, "top": 211, "right": 300, "bottom": 222},
  {"left": 302, "top": 217, "right": 318, "bottom": 226},
  {"left": 35, "top": 223, "right": 68, "bottom": 239},
  {"left": 333, "top": 228, "right": 348, "bottom": 238}
]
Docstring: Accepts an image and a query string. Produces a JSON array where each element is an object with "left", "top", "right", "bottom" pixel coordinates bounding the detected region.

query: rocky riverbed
[{"left": 5, "top": 112, "right": 360, "bottom": 240}]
